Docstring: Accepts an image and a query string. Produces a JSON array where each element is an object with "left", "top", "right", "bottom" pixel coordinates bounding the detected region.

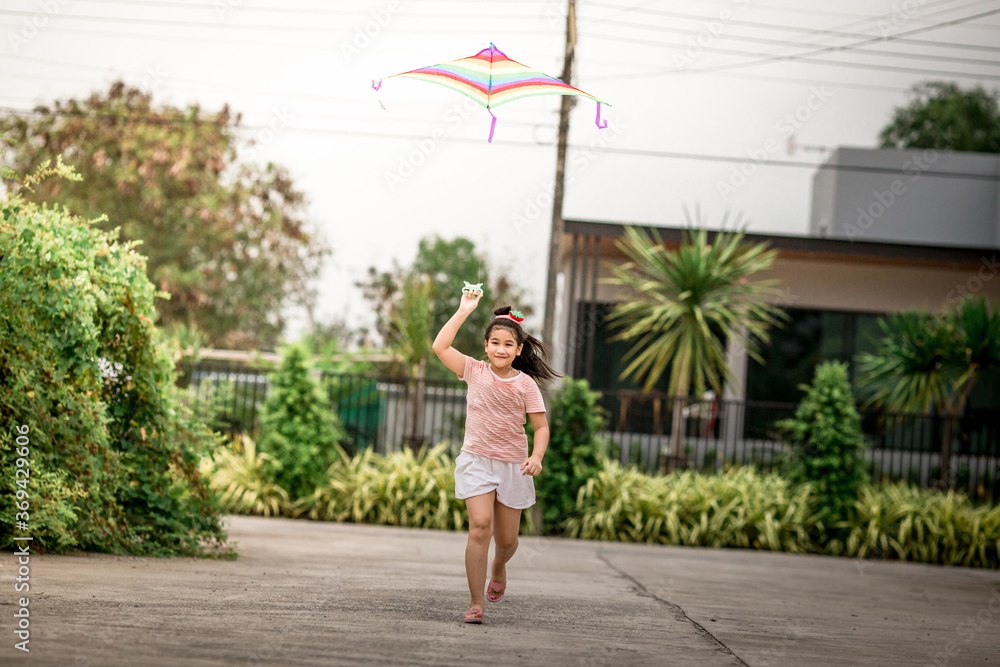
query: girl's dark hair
[{"left": 484, "top": 305, "right": 561, "bottom": 387}]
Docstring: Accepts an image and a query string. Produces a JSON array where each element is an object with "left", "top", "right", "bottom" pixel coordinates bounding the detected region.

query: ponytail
[{"left": 485, "top": 306, "right": 561, "bottom": 387}]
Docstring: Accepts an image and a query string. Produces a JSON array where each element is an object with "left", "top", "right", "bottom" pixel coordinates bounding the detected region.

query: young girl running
[{"left": 432, "top": 292, "right": 559, "bottom": 624}]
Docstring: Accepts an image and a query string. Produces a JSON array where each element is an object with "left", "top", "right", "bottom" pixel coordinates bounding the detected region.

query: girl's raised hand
[{"left": 458, "top": 291, "right": 482, "bottom": 313}]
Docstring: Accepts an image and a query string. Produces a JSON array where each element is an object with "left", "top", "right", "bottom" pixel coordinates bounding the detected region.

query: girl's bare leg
[
  {"left": 490, "top": 499, "right": 522, "bottom": 593},
  {"left": 464, "top": 491, "right": 495, "bottom": 611}
]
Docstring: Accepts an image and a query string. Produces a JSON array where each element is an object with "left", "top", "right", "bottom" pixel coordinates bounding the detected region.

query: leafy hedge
[
  {"left": 566, "top": 460, "right": 1000, "bottom": 568},
  {"left": 836, "top": 483, "right": 1000, "bottom": 567},
  {"left": 1, "top": 193, "right": 230, "bottom": 556},
  {"left": 203, "top": 441, "right": 540, "bottom": 534},
  {"left": 201, "top": 434, "right": 1000, "bottom": 568},
  {"left": 565, "top": 462, "right": 820, "bottom": 553},
  {"left": 295, "top": 443, "right": 467, "bottom": 530}
]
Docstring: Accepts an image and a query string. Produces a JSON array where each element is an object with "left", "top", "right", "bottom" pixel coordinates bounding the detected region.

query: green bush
[
  {"left": 0, "top": 193, "right": 230, "bottom": 556},
  {"left": 294, "top": 443, "right": 476, "bottom": 531},
  {"left": 199, "top": 435, "right": 289, "bottom": 517},
  {"left": 836, "top": 483, "right": 1000, "bottom": 567},
  {"left": 257, "top": 345, "right": 343, "bottom": 501},
  {"left": 566, "top": 461, "right": 821, "bottom": 553},
  {"left": 566, "top": 459, "right": 1000, "bottom": 568},
  {"left": 536, "top": 378, "right": 608, "bottom": 533},
  {"left": 777, "top": 361, "right": 869, "bottom": 528}
]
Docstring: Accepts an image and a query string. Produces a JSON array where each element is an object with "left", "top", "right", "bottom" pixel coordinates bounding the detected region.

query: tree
[
  {"left": 357, "top": 235, "right": 530, "bottom": 377},
  {"left": 535, "top": 378, "right": 608, "bottom": 533},
  {"left": 777, "top": 362, "right": 869, "bottom": 529},
  {"left": 0, "top": 81, "right": 330, "bottom": 349},
  {"left": 257, "top": 345, "right": 343, "bottom": 501},
  {"left": 605, "top": 221, "right": 787, "bottom": 470},
  {"left": 1, "top": 162, "right": 229, "bottom": 556},
  {"left": 857, "top": 296, "right": 1000, "bottom": 487},
  {"left": 878, "top": 81, "right": 1000, "bottom": 153}
]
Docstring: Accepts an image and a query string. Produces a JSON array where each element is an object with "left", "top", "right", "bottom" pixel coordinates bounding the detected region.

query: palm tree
[
  {"left": 605, "top": 220, "right": 788, "bottom": 470},
  {"left": 857, "top": 296, "right": 1000, "bottom": 487}
]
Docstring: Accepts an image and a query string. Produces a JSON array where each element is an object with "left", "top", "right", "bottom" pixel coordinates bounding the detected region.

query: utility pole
[
  {"left": 540, "top": 0, "right": 576, "bottom": 356},
  {"left": 535, "top": 0, "right": 576, "bottom": 536}
]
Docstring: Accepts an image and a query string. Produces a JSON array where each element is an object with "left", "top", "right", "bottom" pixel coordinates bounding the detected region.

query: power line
[
  {"left": 585, "top": 0, "right": 1000, "bottom": 53},
  {"left": 586, "top": 33, "right": 1000, "bottom": 82},
  {"left": 667, "top": 0, "right": 1000, "bottom": 72},
  {"left": 0, "top": 105, "right": 556, "bottom": 142},
  {"left": 0, "top": 20, "right": 562, "bottom": 63},
  {"left": 1, "top": 52, "right": 916, "bottom": 108},
  {"left": 682, "top": 6, "right": 1000, "bottom": 76},
  {"left": 587, "top": 6, "right": 1000, "bottom": 81},
  {"left": 0, "top": 8, "right": 556, "bottom": 34},
  {"left": 3, "top": 105, "right": 997, "bottom": 182},
  {"left": 67, "top": 0, "right": 537, "bottom": 18},
  {"left": 578, "top": 18, "right": 1000, "bottom": 67},
  {"left": 570, "top": 144, "right": 1000, "bottom": 182},
  {"left": 602, "top": 0, "right": 1000, "bottom": 27}
]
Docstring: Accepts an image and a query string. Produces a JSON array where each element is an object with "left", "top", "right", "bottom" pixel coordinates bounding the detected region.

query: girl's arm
[
  {"left": 432, "top": 292, "right": 482, "bottom": 377},
  {"left": 521, "top": 412, "right": 549, "bottom": 476}
]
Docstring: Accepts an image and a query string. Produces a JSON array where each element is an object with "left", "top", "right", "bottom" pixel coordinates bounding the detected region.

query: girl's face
[{"left": 485, "top": 327, "right": 522, "bottom": 370}]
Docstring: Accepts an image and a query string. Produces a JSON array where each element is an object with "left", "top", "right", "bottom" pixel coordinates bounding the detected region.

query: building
[
  {"left": 552, "top": 147, "right": 1000, "bottom": 493},
  {"left": 556, "top": 146, "right": 1000, "bottom": 405}
]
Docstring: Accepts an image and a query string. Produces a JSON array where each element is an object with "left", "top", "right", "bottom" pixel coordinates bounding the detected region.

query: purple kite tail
[
  {"left": 487, "top": 108, "right": 497, "bottom": 143},
  {"left": 595, "top": 102, "right": 608, "bottom": 129},
  {"left": 371, "top": 79, "right": 382, "bottom": 91}
]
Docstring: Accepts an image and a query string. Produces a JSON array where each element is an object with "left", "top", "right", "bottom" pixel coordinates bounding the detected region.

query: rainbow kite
[{"left": 372, "top": 43, "right": 609, "bottom": 143}]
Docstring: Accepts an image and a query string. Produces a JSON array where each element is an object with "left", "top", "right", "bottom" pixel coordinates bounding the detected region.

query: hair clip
[
  {"left": 502, "top": 309, "right": 524, "bottom": 323},
  {"left": 462, "top": 281, "right": 484, "bottom": 297}
]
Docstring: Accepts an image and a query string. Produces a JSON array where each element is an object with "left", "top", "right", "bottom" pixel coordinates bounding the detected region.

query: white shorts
[{"left": 454, "top": 450, "right": 536, "bottom": 510}]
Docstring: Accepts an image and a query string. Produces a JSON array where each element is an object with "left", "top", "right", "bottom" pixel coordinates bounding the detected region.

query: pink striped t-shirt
[{"left": 458, "top": 355, "right": 546, "bottom": 463}]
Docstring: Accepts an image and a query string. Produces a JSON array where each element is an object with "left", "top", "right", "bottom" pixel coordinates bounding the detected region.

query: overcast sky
[{"left": 4, "top": 0, "right": 1000, "bottom": 343}]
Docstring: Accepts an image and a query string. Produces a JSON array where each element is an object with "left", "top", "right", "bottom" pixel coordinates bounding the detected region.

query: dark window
[
  {"left": 575, "top": 301, "right": 723, "bottom": 395},
  {"left": 747, "top": 307, "right": 884, "bottom": 404}
]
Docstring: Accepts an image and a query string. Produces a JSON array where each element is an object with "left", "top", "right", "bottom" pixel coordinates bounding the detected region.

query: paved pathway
[{"left": 2, "top": 516, "right": 998, "bottom": 666}]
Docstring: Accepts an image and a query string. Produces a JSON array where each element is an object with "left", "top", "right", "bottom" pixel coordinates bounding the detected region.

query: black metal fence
[
  {"left": 598, "top": 391, "right": 1000, "bottom": 505},
  {"left": 177, "top": 361, "right": 1000, "bottom": 505}
]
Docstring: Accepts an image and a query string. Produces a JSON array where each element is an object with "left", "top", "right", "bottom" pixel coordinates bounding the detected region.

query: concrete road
[{"left": 2, "top": 515, "right": 998, "bottom": 666}]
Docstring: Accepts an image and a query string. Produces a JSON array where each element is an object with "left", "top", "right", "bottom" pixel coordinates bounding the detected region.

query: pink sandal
[
  {"left": 487, "top": 559, "right": 506, "bottom": 603},
  {"left": 463, "top": 607, "right": 483, "bottom": 624}
]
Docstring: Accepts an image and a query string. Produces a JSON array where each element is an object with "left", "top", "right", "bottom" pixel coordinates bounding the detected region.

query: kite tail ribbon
[
  {"left": 372, "top": 79, "right": 388, "bottom": 111},
  {"left": 487, "top": 108, "right": 497, "bottom": 143},
  {"left": 595, "top": 102, "right": 608, "bottom": 130}
]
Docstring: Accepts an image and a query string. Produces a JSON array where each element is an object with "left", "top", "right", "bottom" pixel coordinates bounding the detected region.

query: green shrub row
[
  {"left": 202, "top": 440, "right": 999, "bottom": 568},
  {"left": 201, "top": 440, "right": 528, "bottom": 533},
  {"left": 567, "top": 460, "right": 1000, "bottom": 569},
  {"left": 565, "top": 462, "right": 820, "bottom": 553}
]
